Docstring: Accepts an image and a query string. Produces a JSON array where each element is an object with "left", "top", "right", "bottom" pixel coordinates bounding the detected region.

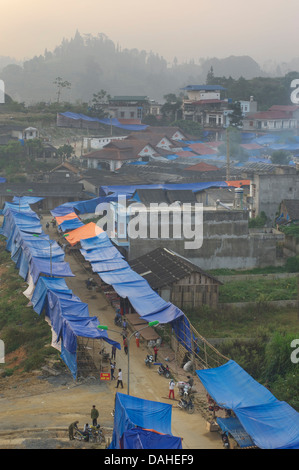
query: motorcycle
[
  {"left": 178, "top": 382, "right": 192, "bottom": 398},
  {"left": 158, "top": 364, "right": 170, "bottom": 378},
  {"left": 88, "top": 424, "right": 105, "bottom": 444},
  {"left": 114, "top": 315, "right": 122, "bottom": 327},
  {"left": 221, "top": 432, "right": 230, "bottom": 449},
  {"left": 177, "top": 396, "right": 195, "bottom": 414},
  {"left": 145, "top": 354, "right": 154, "bottom": 368}
]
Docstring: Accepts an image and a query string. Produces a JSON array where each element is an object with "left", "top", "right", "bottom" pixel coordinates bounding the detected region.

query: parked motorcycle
[
  {"left": 145, "top": 354, "right": 154, "bottom": 368},
  {"left": 177, "top": 396, "right": 195, "bottom": 414},
  {"left": 158, "top": 364, "right": 170, "bottom": 378},
  {"left": 114, "top": 315, "right": 122, "bottom": 327},
  {"left": 178, "top": 382, "right": 192, "bottom": 398},
  {"left": 221, "top": 432, "right": 230, "bottom": 449}
]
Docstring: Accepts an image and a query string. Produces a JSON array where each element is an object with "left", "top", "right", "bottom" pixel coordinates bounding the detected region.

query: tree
[
  {"left": 57, "top": 144, "right": 74, "bottom": 160},
  {"left": 161, "top": 94, "right": 182, "bottom": 121},
  {"left": 89, "top": 90, "right": 111, "bottom": 118},
  {"left": 271, "top": 150, "right": 291, "bottom": 165},
  {"left": 228, "top": 101, "right": 243, "bottom": 128},
  {"left": 206, "top": 66, "right": 215, "bottom": 85},
  {"left": 171, "top": 119, "right": 203, "bottom": 138},
  {"left": 53, "top": 77, "right": 71, "bottom": 103}
]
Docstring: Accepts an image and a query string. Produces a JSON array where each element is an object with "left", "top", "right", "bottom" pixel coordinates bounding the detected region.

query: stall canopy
[
  {"left": 30, "top": 257, "right": 74, "bottom": 284},
  {"left": 110, "top": 393, "right": 181, "bottom": 449},
  {"left": 64, "top": 222, "right": 104, "bottom": 246},
  {"left": 196, "top": 360, "right": 299, "bottom": 449},
  {"left": 120, "top": 428, "right": 182, "bottom": 450}
]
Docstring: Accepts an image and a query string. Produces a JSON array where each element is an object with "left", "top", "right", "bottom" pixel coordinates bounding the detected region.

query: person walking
[
  {"left": 135, "top": 331, "right": 140, "bottom": 348},
  {"left": 123, "top": 337, "right": 128, "bottom": 355},
  {"left": 91, "top": 405, "right": 99, "bottom": 426},
  {"left": 115, "top": 369, "right": 124, "bottom": 389},
  {"left": 111, "top": 345, "right": 116, "bottom": 360},
  {"left": 168, "top": 380, "right": 175, "bottom": 400}
]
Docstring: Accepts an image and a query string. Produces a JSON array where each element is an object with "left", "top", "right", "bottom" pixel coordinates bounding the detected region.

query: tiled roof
[
  {"left": 185, "top": 162, "right": 219, "bottom": 172},
  {"left": 129, "top": 247, "right": 222, "bottom": 289}
]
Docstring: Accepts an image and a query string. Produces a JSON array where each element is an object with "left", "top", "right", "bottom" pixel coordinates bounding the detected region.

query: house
[
  {"left": 239, "top": 97, "right": 257, "bottom": 116},
  {"left": 243, "top": 106, "right": 299, "bottom": 132},
  {"left": 244, "top": 165, "right": 299, "bottom": 220},
  {"left": 108, "top": 95, "right": 149, "bottom": 122},
  {"left": 132, "top": 126, "right": 189, "bottom": 142},
  {"left": 181, "top": 85, "right": 230, "bottom": 129},
  {"left": 0, "top": 182, "right": 86, "bottom": 211},
  {"left": 128, "top": 247, "right": 222, "bottom": 309},
  {"left": 131, "top": 188, "right": 197, "bottom": 205}
]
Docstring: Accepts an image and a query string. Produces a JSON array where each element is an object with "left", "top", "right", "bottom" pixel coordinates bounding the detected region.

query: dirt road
[{"left": 0, "top": 217, "right": 223, "bottom": 450}]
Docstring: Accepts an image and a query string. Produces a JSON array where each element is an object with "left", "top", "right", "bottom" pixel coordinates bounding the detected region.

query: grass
[
  {"left": 218, "top": 277, "right": 299, "bottom": 303},
  {"left": 0, "top": 237, "right": 61, "bottom": 375}
]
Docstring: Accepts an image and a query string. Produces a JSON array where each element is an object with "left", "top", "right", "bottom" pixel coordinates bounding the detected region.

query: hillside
[{"left": 0, "top": 32, "right": 265, "bottom": 104}]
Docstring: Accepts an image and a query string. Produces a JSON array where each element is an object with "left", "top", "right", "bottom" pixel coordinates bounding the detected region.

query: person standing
[
  {"left": 111, "top": 344, "right": 116, "bottom": 360},
  {"left": 110, "top": 361, "right": 116, "bottom": 380},
  {"left": 115, "top": 369, "right": 124, "bottom": 389},
  {"left": 169, "top": 380, "right": 175, "bottom": 399},
  {"left": 135, "top": 331, "right": 140, "bottom": 348},
  {"left": 91, "top": 405, "right": 99, "bottom": 426},
  {"left": 153, "top": 345, "right": 158, "bottom": 362}
]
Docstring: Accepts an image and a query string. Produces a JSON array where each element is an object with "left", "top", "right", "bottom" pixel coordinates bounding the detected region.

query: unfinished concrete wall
[{"left": 127, "top": 210, "right": 283, "bottom": 270}]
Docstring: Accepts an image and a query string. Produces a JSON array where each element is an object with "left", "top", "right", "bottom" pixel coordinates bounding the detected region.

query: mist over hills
[{"left": 1, "top": 32, "right": 299, "bottom": 104}]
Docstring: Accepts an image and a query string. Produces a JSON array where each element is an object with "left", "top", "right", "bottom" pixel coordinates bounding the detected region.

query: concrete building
[
  {"left": 181, "top": 85, "right": 230, "bottom": 129},
  {"left": 245, "top": 166, "right": 299, "bottom": 221},
  {"left": 110, "top": 200, "right": 284, "bottom": 270}
]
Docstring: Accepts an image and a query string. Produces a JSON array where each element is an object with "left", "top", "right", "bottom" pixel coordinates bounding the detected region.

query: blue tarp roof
[
  {"left": 110, "top": 393, "right": 177, "bottom": 449},
  {"left": 217, "top": 417, "right": 255, "bottom": 448},
  {"left": 13, "top": 196, "right": 44, "bottom": 205},
  {"left": 196, "top": 360, "right": 299, "bottom": 449},
  {"left": 120, "top": 428, "right": 182, "bottom": 449},
  {"left": 30, "top": 257, "right": 74, "bottom": 284},
  {"left": 99, "top": 182, "right": 228, "bottom": 197},
  {"left": 50, "top": 196, "right": 119, "bottom": 216},
  {"left": 59, "top": 112, "right": 149, "bottom": 131}
]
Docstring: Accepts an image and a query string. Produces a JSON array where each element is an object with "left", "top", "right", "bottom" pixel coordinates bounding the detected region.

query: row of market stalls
[
  {"left": 52, "top": 194, "right": 299, "bottom": 450},
  {"left": 0, "top": 197, "right": 121, "bottom": 379},
  {"left": 1, "top": 193, "right": 299, "bottom": 449}
]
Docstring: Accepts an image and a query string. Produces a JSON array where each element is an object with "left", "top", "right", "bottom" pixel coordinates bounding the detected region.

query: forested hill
[{"left": 0, "top": 31, "right": 266, "bottom": 104}]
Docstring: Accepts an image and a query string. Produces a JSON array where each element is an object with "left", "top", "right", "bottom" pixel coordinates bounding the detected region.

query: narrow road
[{"left": 0, "top": 216, "right": 223, "bottom": 449}]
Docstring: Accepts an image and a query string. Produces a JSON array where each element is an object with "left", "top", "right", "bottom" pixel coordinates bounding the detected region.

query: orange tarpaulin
[
  {"left": 64, "top": 222, "right": 104, "bottom": 246},
  {"left": 225, "top": 180, "right": 250, "bottom": 187},
  {"left": 55, "top": 212, "right": 80, "bottom": 225}
]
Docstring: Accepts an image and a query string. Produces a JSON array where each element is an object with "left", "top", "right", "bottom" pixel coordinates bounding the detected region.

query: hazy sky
[{"left": 1, "top": 0, "right": 299, "bottom": 65}]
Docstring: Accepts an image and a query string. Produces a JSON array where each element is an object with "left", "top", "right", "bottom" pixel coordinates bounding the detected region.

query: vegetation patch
[
  {"left": 0, "top": 237, "right": 61, "bottom": 376},
  {"left": 186, "top": 305, "right": 299, "bottom": 410}
]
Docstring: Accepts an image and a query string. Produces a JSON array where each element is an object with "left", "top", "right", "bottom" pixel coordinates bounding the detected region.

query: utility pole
[{"left": 226, "top": 127, "right": 230, "bottom": 181}]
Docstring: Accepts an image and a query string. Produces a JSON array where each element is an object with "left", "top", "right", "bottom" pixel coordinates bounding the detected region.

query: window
[{"left": 130, "top": 112, "right": 135, "bottom": 118}]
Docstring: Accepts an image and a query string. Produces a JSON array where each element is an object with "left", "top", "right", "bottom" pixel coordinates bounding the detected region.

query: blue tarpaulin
[
  {"left": 216, "top": 417, "right": 255, "bottom": 448},
  {"left": 30, "top": 257, "right": 74, "bottom": 284},
  {"left": 120, "top": 428, "right": 182, "bottom": 449},
  {"left": 109, "top": 393, "right": 179, "bottom": 449},
  {"left": 196, "top": 360, "right": 299, "bottom": 449},
  {"left": 99, "top": 182, "right": 228, "bottom": 197},
  {"left": 13, "top": 196, "right": 44, "bottom": 205},
  {"left": 59, "top": 112, "right": 149, "bottom": 131}
]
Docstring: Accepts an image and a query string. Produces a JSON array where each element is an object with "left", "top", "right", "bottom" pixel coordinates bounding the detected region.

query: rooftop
[{"left": 129, "top": 247, "right": 222, "bottom": 289}]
